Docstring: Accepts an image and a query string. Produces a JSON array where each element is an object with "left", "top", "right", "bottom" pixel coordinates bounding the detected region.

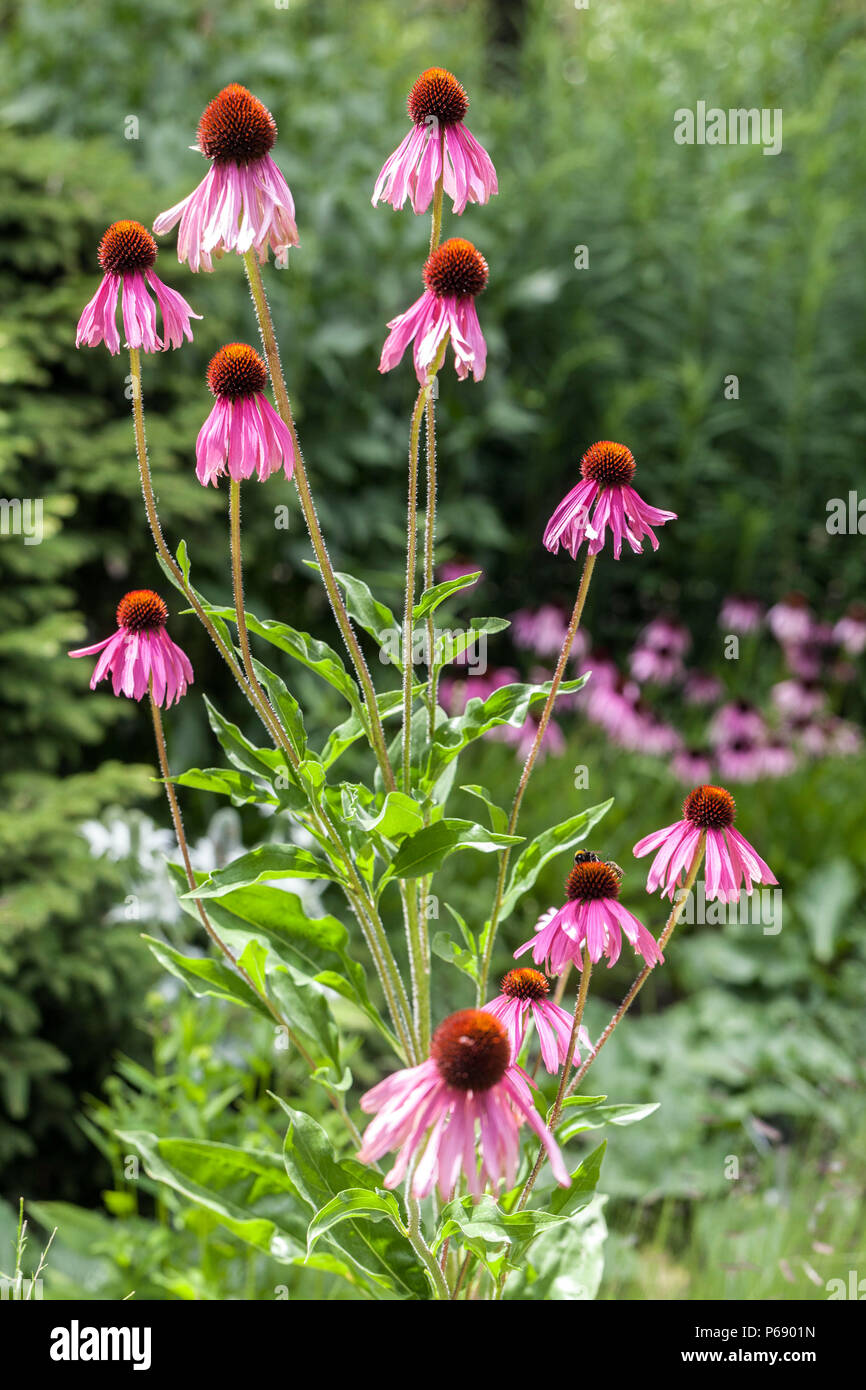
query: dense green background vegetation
[{"left": 0, "top": 0, "right": 863, "bottom": 1298}]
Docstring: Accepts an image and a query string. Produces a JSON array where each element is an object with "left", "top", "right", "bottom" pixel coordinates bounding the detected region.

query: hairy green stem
[
  {"left": 406, "top": 1194, "right": 450, "bottom": 1299},
  {"left": 149, "top": 690, "right": 362, "bottom": 1145},
  {"left": 565, "top": 833, "right": 706, "bottom": 1099},
  {"left": 514, "top": 948, "right": 593, "bottom": 1215},
  {"left": 242, "top": 251, "right": 396, "bottom": 791},
  {"left": 478, "top": 553, "right": 598, "bottom": 1000}
]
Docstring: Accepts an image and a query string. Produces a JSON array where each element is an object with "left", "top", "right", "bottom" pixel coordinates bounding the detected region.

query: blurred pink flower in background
[
  {"left": 719, "top": 596, "right": 764, "bottom": 634},
  {"left": 672, "top": 749, "right": 714, "bottom": 784},
  {"left": 767, "top": 593, "right": 813, "bottom": 646},
  {"left": 771, "top": 679, "right": 826, "bottom": 720},
  {"left": 512, "top": 604, "right": 571, "bottom": 657},
  {"left": 683, "top": 671, "right": 724, "bottom": 706},
  {"left": 708, "top": 701, "right": 767, "bottom": 748},
  {"left": 833, "top": 605, "right": 866, "bottom": 657}
]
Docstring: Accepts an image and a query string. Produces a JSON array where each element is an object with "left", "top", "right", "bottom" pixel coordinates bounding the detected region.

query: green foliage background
[{"left": 0, "top": 0, "right": 864, "bottom": 1297}]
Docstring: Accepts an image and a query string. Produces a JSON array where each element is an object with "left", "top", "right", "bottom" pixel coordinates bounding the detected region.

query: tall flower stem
[
  {"left": 148, "top": 689, "right": 362, "bottom": 1147},
  {"left": 513, "top": 948, "right": 593, "bottom": 1215},
  {"left": 228, "top": 480, "right": 277, "bottom": 723},
  {"left": 241, "top": 251, "right": 396, "bottom": 792},
  {"left": 400, "top": 338, "right": 448, "bottom": 1055},
  {"left": 128, "top": 348, "right": 254, "bottom": 706},
  {"left": 406, "top": 1193, "right": 450, "bottom": 1300},
  {"left": 478, "top": 552, "right": 597, "bottom": 1000},
  {"left": 231, "top": 490, "right": 415, "bottom": 1061},
  {"left": 428, "top": 146, "right": 444, "bottom": 254},
  {"left": 565, "top": 834, "right": 706, "bottom": 1099}
]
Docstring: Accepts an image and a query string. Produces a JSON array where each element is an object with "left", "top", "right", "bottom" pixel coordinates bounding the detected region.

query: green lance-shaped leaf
[
  {"left": 141, "top": 935, "right": 272, "bottom": 1020},
  {"left": 116, "top": 1131, "right": 309, "bottom": 1265},
  {"left": 503, "top": 1195, "right": 608, "bottom": 1301},
  {"left": 200, "top": 605, "right": 364, "bottom": 715},
  {"left": 171, "top": 766, "right": 273, "bottom": 806},
  {"left": 421, "top": 675, "right": 589, "bottom": 785},
  {"left": 166, "top": 866, "right": 400, "bottom": 1055},
  {"left": 183, "top": 844, "right": 347, "bottom": 900},
  {"left": 344, "top": 788, "right": 425, "bottom": 841},
  {"left": 380, "top": 818, "right": 523, "bottom": 888},
  {"left": 277, "top": 1098, "right": 428, "bottom": 1299},
  {"left": 556, "top": 1101, "right": 660, "bottom": 1143},
  {"left": 306, "top": 1189, "right": 407, "bottom": 1260},
  {"left": 460, "top": 784, "right": 508, "bottom": 833},
  {"left": 412, "top": 571, "right": 482, "bottom": 621},
  {"left": 304, "top": 562, "right": 399, "bottom": 646},
  {"left": 496, "top": 798, "right": 614, "bottom": 926},
  {"left": 433, "top": 617, "right": 511, "bottom": 676}
]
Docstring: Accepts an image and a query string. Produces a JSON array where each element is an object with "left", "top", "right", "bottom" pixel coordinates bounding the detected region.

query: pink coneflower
[
  {"left": 760, "top": 741, "right": 798, "bottom": 778},
  {"left": 633, "top": 784, "right": 777, "bottom": 904},
  {"left": 717, "top": 739, "right": 766, "bottom": 784},
  {"left": 707, "top": 700, "right": 766, "bottom": 748},
  {"left": 767, "top": 592, "right": 812, "bottom": 646},
  {"left": 437, "top": 558, "right": 482, "bottom": 585},
  {"left": 833, "top": 605, "right": 866, "bottom": 658},
  {"left": 515, "top": 861, "right": 663, "bottom": 974},
  {"left": 635, "top": 716, "right": 683, "bottom": 757},
  {"left": 196, "top": 343, "right": 295, "bottom": 487},
  {"left": 629, "top": 643, "right": 685, "bottom": 686},
  {"left": 379, "top": 237, "right": 488, "bottom": 382},
  {"left": 153, "top": 84, "right": 299, "bottom": 272},
  {"left": 771, "top": 679, "right": 825, "bottom": 720},
  {"left": 493, "top": 713, "right": 565, "bottom": 761},
  {"left": 672, "top": 749, "right": 714, "bottom": 784},
  {"left": 512, "top": 604, "right": 571, "bottom": 657},
  {"left": 543, "top": 441, "right": 676, "bottom": 561},
  {"left": 75, "top": 221, "right": 200, "bottom": 354},
  {"left": 683, "top": 671, "right": 724, "bottom": 706},
  {"left": 69, "top": 590, "right": 193, "bottom": 707},
  {"left": 357, "top": 1009, "right": 568, "bottom": 1199},
  {"left": 719, "top": 596, "right": 764, "bottom": 634},
  {"left": 437, "top": 665, "right": 519, "bottom": 715},
  {"left": 483, "top": 968, "right": 591, "bottom": 1075},
  {"left": 372, "top": 67, "right": 497, "bottom": 216}
]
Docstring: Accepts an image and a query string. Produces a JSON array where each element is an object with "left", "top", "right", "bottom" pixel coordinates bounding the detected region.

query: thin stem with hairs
[{"left": 478, "top": 552, "right": 598, "bottom": 999}]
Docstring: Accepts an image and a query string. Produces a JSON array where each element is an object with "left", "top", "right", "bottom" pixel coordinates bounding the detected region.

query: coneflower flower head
[
  {"left": 195, "top": 343, "right": 295, "bottom": 486},
  {"left": 68, "top": 589, "right": 193, "bottom": 707},
  {"left": 379, "top": 236, "right": 488, "bottom": 382},
  {"left": 483, "top": 968, "right": 593, "bottom": 1075},
  {"left": 515, "top": 861, "right": 663, "bottom": 974},
  {"left": 633, "top": 784, "right": 778, "bottom": 904},
  {"left": 75, "top": 220, "right": 200, "bottom": 354},
  {"left": 372, "top": 67, "right": 498, "bottom": 215},
  {"left": 357, "top": 1008, "right": 568, "bottom": 1199},
  {"left": 153, "top": 84, "right": 299, "bottom": 271},
  {"left": 543, "top": 441, "right": 676, "bottom": 560}
]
